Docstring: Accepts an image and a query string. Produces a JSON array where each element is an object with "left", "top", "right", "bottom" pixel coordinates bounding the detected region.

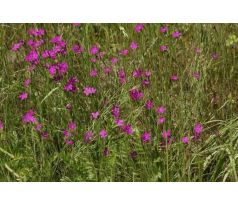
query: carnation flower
[
  {"left": 83, "top": 87, "right": 96, "bottom": 96},
  {"left": 99, "top": 129, "right": 108, "bottom": 138},
  {"left": 141, "top": 131, "right": 151, "bottom": 143},
  {"left": 22, "top": 110, "right": 37, "bottom": 124},
  {"left": 129, "top": 88, "right": 143, "bottom": 101},
  {"left": 18, "top": 92, "right": 28, "bottom": 100},
  {"left": 134, "top": 24, "right": 144, "bottom": 33}
]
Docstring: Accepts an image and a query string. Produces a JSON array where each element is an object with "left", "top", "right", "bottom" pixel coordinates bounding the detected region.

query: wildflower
[
  {"left": 130, "top": 41, "right": 138, "bottom": 50},
  {"left": 129, "top": 88, "right": 143, "bottom": 101},
  {"left": 103, "top": 147, "right": 110, "bottom": 156},
  {"left": 172, "top": 31, "right": 182, "bottom": 38},
  {"left": 193, "top": 123, "right": 203, "bottom": 137},
  {"left": 103, "top": 67, "right": 112, "bottom": 75},
  {"left": 90, "top": 69, "right": 97, "bottom": 77},
  {"left": 23, "top": 78, "right": 31, "bottom": 87},
  {"left": 72, "top": 44, "right": 84, "bottom": 54},
  {"left": 192, "top": 71, "right": 200, "bottom": 79},
  {"left": 157, "top": 117, "right": 165, "bottom": 124},
  {"left": 160, "top": 26, "right": 168, "bottom": 33},
  {"left": 27, "top": 39, "right": 44, "bottom": 49},
  {"left": 142, "top": 79, "right": 150, "bottom": 86},
  {"left": 64, "top": 130, "right": 72, "bottom": 137},
  {"left": 112, "top": 105, "right": 120, "bottom": 119},
  {"left": 130, "top": 151, "right": 138, "bottom": 159},
  {"left": 156, "top": 106, "right": 165, "bottom": 114},
  {"left": 64, "top": 77, "right": 78, "bottom": 93},
  {"left": 132, "top": 69, "right": 143, "bottom": 78},
  {"left": 18, "top": 92, "right": 28, "bottom": 100},
  {"left": 99, "top": 129, "right": 108, "bottom": 138},
  {"left": 111, "top": 57, "right": 119, "bottom": 64},
  {"left": 28, "top": 28, "right": 45, "bottom": 37},
  {"left": 122, "top": 124, "right": 134, "bottom": 135},
  {"left": 25, "top": 50, "right": 39, "bottom": 64},
  {"left": 144, "top": 70, "right": 152, "bottom": 77},
  {"left": 22, "top": 110, "right": 37, "bottom": 124},
  {"left": 84, "top": 131, "right": 93, "bottom": 142},
  {"left": 134, "top": 24, "right": 144, "bottom": 33},
  {"left": 0, "top": 120, "right": 4, "bottom": 130},
  {"left": 83, "top": 87, "right": 96, "bottom": 96},
  {"left": 115, "top": 119, "right": 124, "bottom": 127},
  {"left": 90, "top": 45, "right": 99, "bottom": 55},
  {"left": 141, "top": 132, "right": 151, "bottom": 143},
  {"left": 41, "top": 131, "right": 49, "bottom": 139},
  {"left": 162, "top": 130, "right": 171, "bottom": 139},
  {"left": 35, "top": 123, "right": 42, "bottom": 132},
  {"left": 145, "top": 100, "right": 154, "bottom": 110},
  {"left": 91, "top": 111, "right": 100, "bottom": 120},
  {"left": 65, "top": 140, "right": 74, "bottom": 145},
  {"left": 160, "top": 45, "right": 168, "bottom": 52},
  {"left": 170, "top": 75, "right": 178, "bottom": 81},
  {"left": 118, "top": 69, "right": 126, "bottom": 84},
  {"left": 11, "top": 40, "right": 24, "bottom": 51},
  {"left": 69, "top": 121, "right": 76, "bottom": 131},
  {"left": 119, "top": 49, "right": 129, "bottom": 56},
  {"left": 181, "top": 136, "right": 189, "bottom": 144}
]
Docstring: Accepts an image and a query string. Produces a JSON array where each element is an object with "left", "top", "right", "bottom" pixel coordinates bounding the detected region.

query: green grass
[{"left": 0, "top": 24, "right": 238, "bottom": 181}]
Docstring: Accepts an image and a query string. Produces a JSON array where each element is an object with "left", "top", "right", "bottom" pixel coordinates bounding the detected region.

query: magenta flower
[
  {"left": 193, "top": 123, "right": 203, "bottom": 137},
  {"left": 25, "top": 50, "right": 39, "bottom": 64},
  {"left": 64, "top": 77, "right": 78, "bottom": 93},
  {"left": 192, "top": 71, "right": 200, "bottom": 79},
  {"left": 103, "top": 67, "right": 112, "bottom": 75},
  {"left": 99, "top": 129, "right": 108, "bottom": 138},
  {"left": 23, "top": 78, "right": 31, "bottom": 87},
  {"left": 22, "top": 110, "right": 37, "bottom": 124},
  {"left": 111, "top": 57, "right": 119, "bottom": 65},
  {"left": 181, "top": 136, "right": 189, "bottom": 144},
  {"left": 65, "top": 140, "right": 74, "bottom": 145},
  {"left": 156, "top": 106, "right": 165, "bottom": 114},
  {"left": 119, "top": 49, "right": 129, "bottom": 56},
  {"left": 130, "top": 41, "right": 138, "bottom": 50},
  {"left": 162, "top": 130, "right": 171, "bottom": 139},
  {"left": 27, "top": 39, "right": 44, "bottom": 49},
  {"left": 122, "top": 124, "right": 134, "bottom": 135},
  {"left": 0, "top": 120, "right": 4, "bottom": 130},
  {"left": 84, "top": 131, "right": 93, "bottom": 142},
  {"left": 72, "top": 44, "right": 84, "bottom": 54},
  {"left": 28, "top": 28, "right": 45, "bottom": 37},
  {"left": 144, "top": 70, "right": 152, "bottom": 77},
  {"left": 132, "top": 69, "right": 143, "bottom": 78},
  {"left": 11, "top": 40, "right": 24, "bottom": 51},
  {"left": 83, "top": 87, "right": 96, "bottom": 96},
  {"left": 115, "top": 118, "right": 124, "bottom": 127},
  {"left": 134, "top": 24, "right": 144, "bottom": 33},
  {"left": 141, "top": 131, "right": 151, "bottom": 143},
  {"left": 129, "top": 88, "right": 143, "bottom": 101},
  {"left": 112, "top": 105, "right": 120, "bottom": 119},
  {"left": 90, "top": 45, "right": 99, "bottom": 55},
  {"left": 145, "top": 100, "right": 154, "bottom": 110},
  {"left": 160, "top": 26, "right": 168, "bottom": 33},
  {"left": 90, "top": 69, "right": 97, "bottom": 77},
  {"left": 35, "top": 123, "right": 42, "bottom": 132},
  {"left": 160, "top": 45, "right": 168, "bottom": 52},
  {"left": 41, "top": 131, "right": 49, "bottom": 139},
  {"left": 69, "top": 121, "right": 76, "bottom": 131},
  {"left": 142, "top": 79, "right": 150, "bottom": 86},
  {"left": 91, "top": 111, "right": 100, "bottom": 120},
  {"left": 157, "top": 117, "right": 165, "bottom": 125},
  {"left": 172, "top": 31, "right": 182, "bottom": 38},
  {"left": 118, "top": 69, "right": 126, "bottom": 84},
  {"left": 170, "top": 75, "right": 178, "bottom": 81},
  {"left": 18, "top": 92, "right": 28, "bottom": 101},
  {"left": 64, "top": 130, "right": 72, "bottom": 137}
]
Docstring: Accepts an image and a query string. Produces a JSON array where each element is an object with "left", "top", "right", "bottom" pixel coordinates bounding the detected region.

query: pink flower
[
  {"left": 118, "top": 69, "right": 126, "bottom": 84},
  {"left": 160, "top": 45, "right": 168, "bottom": 52},
  {"left": 72, "top": 44, "right": 84, "bottom": 54},
  {"left": 160, "top": 26, "right": 168, "bottom": 33},
  {"left": 141, "top": 131, "right": 151, "bottom": 143},
  {"left": 192, "top": 71, "right": 200, "bottom": 79},
  {"left": 181, "top": 136, "right": 189, "bottom": 144},
  {"left": 35, "top": 123, "right": 42, "bottom": 131},
  {"left": 84, "top": 131, "right": 93, "bottom": 142},
  {"left": 91, "top": 111, "right": 100, "bottom": 120},
  {"left": 145, "top": 100, "right": 154, "bottom": 110},
  {"left": 99, "top": 129, "right": 108, "bottom": 138},
  {"left": 119, "top": 49, "right": 129, "bottom": 56},
  {"left": 112, "top": 105, "right": 120, "bottom": 119},
  {"left": 193, "top": 123, "right": 203, "bottom": 137},
  {"left": 18, "top": 92, "right": 28, "bottom": 100},
  {"left": 115, "top": 119, "right": 124, "bottom": 127},
  {"left": 69, "top": 121, "right": 76, "bottom": 131},
  {"left": 0, "top": 120, "right": 4, "bottom": 130},
  {"left": 28, "top": 28, "right": 45, "bottom": 37},
  {"left": 134, "top": 24, "right": 144, "bottom": 33},
  {"left": 111, "top": 57, "right": 119, "bottom": 64},
  {"left": 162, "top": 130, "right": 171, "bottom": 139},
  {"left": 144, "top": 70, "right": 152, "bottom": 77},
  {"left": 64, "top": 130, "right": 72, "bottom": 137},
  {"left": 122, "top": 124, "right": 134, "bottom": 135},
  {"left": 132, "top": 69, "right": 143, "bottom": 78},
  {"left": 130, "top": 41, "right": 138, "bottom": 50},
  {"left": 172, "top": 31, "right": 182, "bottom": 38},
  {"left": 83, "top": 87, "right": 96, "bottom": 96},
  {"left": 156, "top": 106, "right": 165, "bottom": 114},
  {"left": 41, "top": 131, "right": 49, "bottom": 139},
  {"left": 23, "top": 78, "right": 31, "bottom": 87},
  {"left": 157, "top": 117, "right": 165, "bottom": 124},
  {"left": 65, "top": 140, "right": 74, "bottom": 145},
  {"left": 129, "top": 88, "right": 143, "bottom": 101},
  {"left": 11, "top": 40, "right": 24, "bottom": 51},
  {"left": 22, "top": 110, "right": 37, "bottom": 124},
  {"left": 103, "top": 67, "right": 112, "bottom": 75},
  {"left": 90, "top": 45, "right": 99, "bottom": 55},
  {"left": 170, "top": 75, "right": 178, "bottom": 81},
  {"left": 90, "top": 69, "right": 97, "bottom": 77}
]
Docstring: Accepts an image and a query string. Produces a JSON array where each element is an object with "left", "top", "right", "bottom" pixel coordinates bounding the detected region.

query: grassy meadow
[{"left": 0, "top": 23, "right": 238, "bottom": 182}]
